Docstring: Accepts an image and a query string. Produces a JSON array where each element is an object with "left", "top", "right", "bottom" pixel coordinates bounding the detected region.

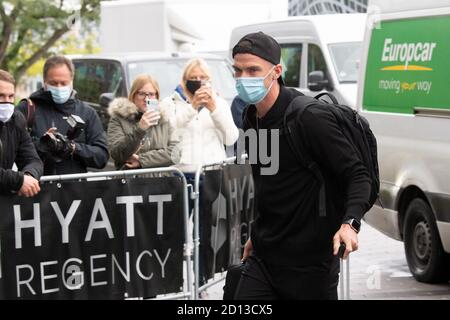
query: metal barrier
[
  {"left": 191, "top": 156, "right": 246, "bottom": 299},
  {"left": 40, "top": 167, "right": 194, "bottom": 300}
]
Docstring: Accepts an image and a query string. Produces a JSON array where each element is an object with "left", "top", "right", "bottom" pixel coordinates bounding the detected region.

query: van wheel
[{"left": 404, "top": 198, "right": 449, "bottom": 283}]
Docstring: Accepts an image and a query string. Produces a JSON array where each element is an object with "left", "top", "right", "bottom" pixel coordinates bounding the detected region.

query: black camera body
[{"left": 39, "top": 115, "right": 85, "bottom": 161}]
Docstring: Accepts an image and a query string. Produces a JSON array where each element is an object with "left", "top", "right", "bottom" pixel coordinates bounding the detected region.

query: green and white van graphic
[{"left": 363, "top": 16, "right": 450, "bottom": 114}]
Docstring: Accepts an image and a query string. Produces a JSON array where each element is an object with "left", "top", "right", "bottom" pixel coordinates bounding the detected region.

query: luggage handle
[{"left": 338, "top": 243, "right": 350, "bottom": 300}]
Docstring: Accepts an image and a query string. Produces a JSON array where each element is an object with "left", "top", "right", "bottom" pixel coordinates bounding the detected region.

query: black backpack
[{"left": 283, "top": 92, "right": 380, "bottom": 217}]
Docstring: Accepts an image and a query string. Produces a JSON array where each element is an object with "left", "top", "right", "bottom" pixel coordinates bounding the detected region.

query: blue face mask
[
  {"left": 46, "top": 84, "right": 72, "bottom": 104},
  {"left": 235, "top": 66, "right": 276, "bottom": 104}
]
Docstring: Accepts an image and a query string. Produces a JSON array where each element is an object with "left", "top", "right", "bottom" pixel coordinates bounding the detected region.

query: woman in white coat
[
  {"left": 160, "top": 58, "right": 239, "bottom": 172},
  {"left": 160, "top": 58, "right": 239, "bottom": 289}
]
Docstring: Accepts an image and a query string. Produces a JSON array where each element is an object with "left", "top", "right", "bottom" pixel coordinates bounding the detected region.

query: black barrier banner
[
  {"left": 201, "top": 164, "right": 255, "bottom": 279},
  {"left": 0, "top": 176, "right": 184, "bottom": 299}
]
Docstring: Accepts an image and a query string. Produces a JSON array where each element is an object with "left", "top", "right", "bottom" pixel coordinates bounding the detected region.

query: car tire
[{"left": 403, "top": 198, "right": 449, "bottom": 283}]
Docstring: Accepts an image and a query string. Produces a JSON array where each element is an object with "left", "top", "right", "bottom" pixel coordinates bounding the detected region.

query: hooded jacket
[
  {"left": 107, "top": 97, "right": 177, "bottom": 169},
  {"left": 17, "top": 88, "right": 109, "bottom": 175},
  {"left": 0, "top": 110, "right": 43, "bottom": 194},
  {"left": 159, "top": 90, "right": 239, "bottom": 172}
]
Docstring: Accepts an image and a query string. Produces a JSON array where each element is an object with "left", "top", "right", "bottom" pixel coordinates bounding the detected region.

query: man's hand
[
  {"left": 125, "top": 154, "right": 141, "bottom": 169},
  {"left": 45, "top": 127, "right": 58, "bottom": 135},
  {"left": 18, "top": 174, "right": 41, "bottom": 197},
  {"left": 241, "top": 238, "right": 253, "bottom": 262},
  {"left": 42, "top": 127, "right": 58, "bottom": 141},
  {"left": 333, "top": 224, "right": 359, "bottom": 259}
]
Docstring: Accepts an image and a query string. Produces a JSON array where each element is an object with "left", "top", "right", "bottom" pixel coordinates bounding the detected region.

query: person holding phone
[
  {"left": 160, "top": 59, "right": 238, "bottom": 291},
  {"left": 107, "top": 74, "right": 178, "bottom": 169},
  {"left": 160, "top": 58, "right": 239, "bottom": 172}
]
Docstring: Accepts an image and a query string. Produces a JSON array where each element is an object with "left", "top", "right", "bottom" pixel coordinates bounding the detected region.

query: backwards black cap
[{"left": 232, "top": 31, "right": 284, "bottom": 85}]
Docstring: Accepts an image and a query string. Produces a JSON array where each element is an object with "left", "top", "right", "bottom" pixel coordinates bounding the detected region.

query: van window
[
  {"left": 329, "top": 42, "right": 361, "bottom": 83},
  {"left": 74, "top": 60, "right": 124, "bottom": 104},
  {"left": 280, "top": 44, "right": 302, "bottom": 87},
  {"left": 308, "top": 44, "right": 328, "bottom": 79}
]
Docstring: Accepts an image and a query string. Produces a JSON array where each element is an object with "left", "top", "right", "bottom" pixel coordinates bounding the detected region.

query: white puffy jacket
[{"left": 160, "top": 91, "right": 239, "bottom": 171}]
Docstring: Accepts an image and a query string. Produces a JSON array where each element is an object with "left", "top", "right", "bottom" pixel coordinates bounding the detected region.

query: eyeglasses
[
  {"left": 188, "top": 76, "right": 209, "bottom": 82},
  {"left": 137, "top": 91, "right": 157, "bottom": 99}
]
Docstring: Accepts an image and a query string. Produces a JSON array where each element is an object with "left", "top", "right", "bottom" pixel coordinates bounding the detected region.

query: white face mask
[{"left": 0, "top": 102, "right": 15, "bottom": 123}]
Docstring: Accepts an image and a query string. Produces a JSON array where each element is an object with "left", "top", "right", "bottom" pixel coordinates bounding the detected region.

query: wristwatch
[{"left": 343, "top": 218, "right": 361, "bottom": 233}]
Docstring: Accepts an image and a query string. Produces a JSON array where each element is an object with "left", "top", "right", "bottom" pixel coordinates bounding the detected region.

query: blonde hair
[
  {"left": 181, "top": 58, "right": 211, "bottom": 99},
  {"left": 129, "top": 74, "right": 160, "bottom": 102}
]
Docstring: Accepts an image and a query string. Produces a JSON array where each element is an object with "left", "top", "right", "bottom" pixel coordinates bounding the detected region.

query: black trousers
[{"left": 233, "top": 253, "right": 340, "bottom": 300}]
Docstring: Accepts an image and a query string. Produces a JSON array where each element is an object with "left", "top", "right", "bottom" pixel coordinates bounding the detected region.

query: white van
[
  {"left": 229, "top": 14, "right": 366, "bottom": 108},
  {"left": 358, "top": 0, "right": 450, "bottom": 282}
]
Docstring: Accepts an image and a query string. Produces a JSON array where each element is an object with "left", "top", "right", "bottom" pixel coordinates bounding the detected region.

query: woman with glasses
[
  {"left": 107, "top": 74, "right": 177, "bottom": 169},
  {"left": 160, "top": 58, "right": 239, "bottom": 172}
]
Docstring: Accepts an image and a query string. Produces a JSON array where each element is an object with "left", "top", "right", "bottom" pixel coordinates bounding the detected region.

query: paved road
[
  {"left": 203, "top": 221, "right": 450, "bottom": 300},
  {"left": 347, "top": 221, "right": 450, "bottom": 300}
]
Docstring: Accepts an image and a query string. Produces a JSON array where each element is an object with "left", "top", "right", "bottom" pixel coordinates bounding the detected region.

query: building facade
[{"left": 289, "top": 0, "right": 368, "bottom": 15}]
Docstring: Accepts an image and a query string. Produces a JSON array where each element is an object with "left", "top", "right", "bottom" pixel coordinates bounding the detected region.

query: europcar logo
[{"left": 381, "top": 38, "right": 436, "bottom": 71}]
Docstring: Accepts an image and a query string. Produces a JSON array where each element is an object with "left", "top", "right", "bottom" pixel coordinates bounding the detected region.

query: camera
[{"left": 39, "top": 114, "right": 85, "bottom": 161}]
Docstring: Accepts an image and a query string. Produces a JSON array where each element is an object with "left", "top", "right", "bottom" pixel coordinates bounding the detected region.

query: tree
[{"left": 0, "top": 0, "right": 102, "bottom": 82}]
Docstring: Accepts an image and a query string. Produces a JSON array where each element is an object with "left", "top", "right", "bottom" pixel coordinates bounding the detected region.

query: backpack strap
[
  {"left": 20, "top": 98, "right": 35, "bottom": 133},
  {"left": 283, "top": 95, "right": 327, "bottom": 217},
  {"left": 314, "top": 92, "right": 339, "bottom": 104}
]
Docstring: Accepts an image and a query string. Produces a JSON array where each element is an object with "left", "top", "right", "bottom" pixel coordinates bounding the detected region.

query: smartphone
[
  {"left": 146, "top": 98, "right": 159, "bottom": 112},
  {"left": 200, "top": 80, "right": 211, "bottom": 89}
]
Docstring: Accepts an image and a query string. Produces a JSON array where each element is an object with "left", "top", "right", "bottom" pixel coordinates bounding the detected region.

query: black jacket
[
  {"left": 243, "top": 86, "right": 371, "bottom": 266},
  {"left": 17, "top": 88, "right": 109, "bottom": 175},
  {"left": 0, "top": 110, "right": 43, "bottom": 194}
]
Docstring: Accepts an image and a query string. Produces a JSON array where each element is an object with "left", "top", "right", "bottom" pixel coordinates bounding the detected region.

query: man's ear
[{"left": 274, "top": 64, "right": 283, "bottom": 80}]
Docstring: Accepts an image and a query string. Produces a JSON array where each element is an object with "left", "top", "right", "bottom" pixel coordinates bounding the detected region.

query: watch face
[
  {"left": 344, "top": 219, "right": 360, "bottom": 232},
  {"left": 351, "top": 219, "right": 361, "bottom": 232}
]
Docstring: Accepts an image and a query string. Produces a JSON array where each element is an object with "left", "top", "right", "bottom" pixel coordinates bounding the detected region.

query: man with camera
[
  {"left": 17, "top": 56, "right": 108, "bottom": 175},
  {"left": 0, "top": 69, "right": 43, "bottom": 196}
]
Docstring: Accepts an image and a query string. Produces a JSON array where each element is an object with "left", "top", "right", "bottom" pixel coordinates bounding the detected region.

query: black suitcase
[{"left": 222, "top": 262, "right": 245, "bottom": 300}]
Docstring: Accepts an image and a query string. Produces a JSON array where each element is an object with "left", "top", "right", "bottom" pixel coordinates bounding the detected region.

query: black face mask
[{"left": 185, "top": 80, "right": 202, "bottom": 95}]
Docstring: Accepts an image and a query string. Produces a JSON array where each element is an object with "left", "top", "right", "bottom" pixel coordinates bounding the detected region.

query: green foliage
[{"left": 0, "top": 0, "right": 103, "bottom": 82}]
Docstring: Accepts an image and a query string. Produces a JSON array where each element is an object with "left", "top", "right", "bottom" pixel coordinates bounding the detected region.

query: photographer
[
  {"left": 17, "top": 56, "right": 108, "bottom": 175},
  {"left": 0, "top": 69, "right": 42, "bottom": 197}
]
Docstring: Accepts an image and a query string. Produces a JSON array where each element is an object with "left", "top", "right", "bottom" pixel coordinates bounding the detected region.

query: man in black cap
[{"left": 230, "top": 32, "right": 371, "bottom": 299}]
